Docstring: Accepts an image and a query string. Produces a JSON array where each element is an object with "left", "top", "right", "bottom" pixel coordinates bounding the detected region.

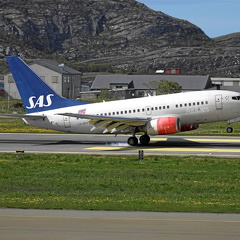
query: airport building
[{"left": 87, "top": 74, "right": 212, "bottom": 99}]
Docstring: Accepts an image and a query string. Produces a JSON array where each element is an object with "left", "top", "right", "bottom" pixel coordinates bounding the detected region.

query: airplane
[{"left": 3, "top": 55, "right": 240, "bottom": 146}]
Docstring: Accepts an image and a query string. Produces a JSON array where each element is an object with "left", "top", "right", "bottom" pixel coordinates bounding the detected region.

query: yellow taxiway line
[
  {"left": 86, "top": 146, "right": 240, "bottom": 153},
  {"left": 86, "top": 137, "right": 240, "bottom": 153},
  {"left": 150, "top": 137, "right": 240, "bottom": 143}
]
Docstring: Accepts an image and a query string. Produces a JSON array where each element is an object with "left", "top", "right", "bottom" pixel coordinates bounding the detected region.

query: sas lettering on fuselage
[
  {"left": 186, "top": 106, "right": 209, "bottom": 114},
  {"left": 26, "top": 94, "right": 54, "bottom": 109}
]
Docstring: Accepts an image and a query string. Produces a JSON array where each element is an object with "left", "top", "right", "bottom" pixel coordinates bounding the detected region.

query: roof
[
  {"left": 91, "top": 74, "right": 212, "bottom": 91},
  {"left": 31, "top": 59, "right": 82, "bottom": 75}
]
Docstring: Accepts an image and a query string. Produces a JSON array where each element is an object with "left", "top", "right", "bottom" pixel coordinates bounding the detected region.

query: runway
[
  {"left": 1, "top": 133, "right": 240, "bottom": 157},
  {"left": 1, "top": 208, "right": 240, "bottom": 240}
]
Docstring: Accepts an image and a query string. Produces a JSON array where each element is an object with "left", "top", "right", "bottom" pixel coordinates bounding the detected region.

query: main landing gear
[{"left": 127, "top": 134, "right": 150, "bottom": 146}]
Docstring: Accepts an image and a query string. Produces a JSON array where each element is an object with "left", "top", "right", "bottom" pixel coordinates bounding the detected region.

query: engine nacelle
[
  {"left": 180, "top": 124, "right": 199, "bottom": 132},
  {"left": 145, "top": 117, "right": 181, "bottom": 135}
]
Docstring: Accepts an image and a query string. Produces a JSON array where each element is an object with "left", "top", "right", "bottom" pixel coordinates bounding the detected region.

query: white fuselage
[{"left": 22, "top": 90, "right": 240, "bottom": 135}]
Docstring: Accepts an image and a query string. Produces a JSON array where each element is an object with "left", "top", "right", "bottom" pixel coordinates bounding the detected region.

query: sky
[{"left": 137, "top": 0, "right": 240, "bottom": 38}]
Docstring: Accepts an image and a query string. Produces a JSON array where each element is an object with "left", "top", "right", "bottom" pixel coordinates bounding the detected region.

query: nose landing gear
[{"left": 226, "top": 120, "right": 233, "bottom": 133}]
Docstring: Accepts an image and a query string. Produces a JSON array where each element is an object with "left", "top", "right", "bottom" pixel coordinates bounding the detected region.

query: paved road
[
  {"left": 1, "top": 133, "right": 240, "bottom": 157},
  {"left": 0, "top": 209, "right": 240, "bottom": 240}
]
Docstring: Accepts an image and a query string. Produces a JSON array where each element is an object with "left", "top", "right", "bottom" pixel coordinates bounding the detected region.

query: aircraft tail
[{"left": 6, "top": 56, "right": 89, "bottom": 114}]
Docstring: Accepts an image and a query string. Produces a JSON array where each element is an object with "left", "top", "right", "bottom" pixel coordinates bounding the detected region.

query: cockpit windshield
[{"left": 232, "top": 96, "right": 240, "bottom": 100}]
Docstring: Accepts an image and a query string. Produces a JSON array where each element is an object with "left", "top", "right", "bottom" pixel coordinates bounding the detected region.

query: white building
[{"left": 211, "top": 77, "right": 240, "bottom": 87}]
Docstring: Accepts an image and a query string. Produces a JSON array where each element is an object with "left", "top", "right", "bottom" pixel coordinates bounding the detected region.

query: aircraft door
[
  {"left": 215, "top": 95, "right": 223, "bottom": 110},
  {"left": 63, "top": 116, "right": 71, "bottom": 128},
  {"left": 145, "top": 106, "right": 152, "bottom": 115}
]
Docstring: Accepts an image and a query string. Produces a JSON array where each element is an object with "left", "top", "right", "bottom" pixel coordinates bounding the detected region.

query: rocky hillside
[{"left": 0, "top": 0, "right": 239, "bottom": 76}]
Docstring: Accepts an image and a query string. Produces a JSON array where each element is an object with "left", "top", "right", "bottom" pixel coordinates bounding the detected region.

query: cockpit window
[{"left": 232, "top": 96, "right": 240, "bottom": 100}]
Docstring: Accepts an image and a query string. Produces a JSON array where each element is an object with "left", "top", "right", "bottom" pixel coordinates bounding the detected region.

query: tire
[
  {"left": 127, "top": 136, "right": 138, "bottom": 146},
  {"left": 227, "top": 127, "right": 233, "bottom": 133},
  {"left": 139, "top": 135, "right": 150, "bottom": 145}
]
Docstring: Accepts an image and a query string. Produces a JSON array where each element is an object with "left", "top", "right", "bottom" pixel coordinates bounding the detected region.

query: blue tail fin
[{"left": 6, "top": 56, "right": 89, "bottom": 114}]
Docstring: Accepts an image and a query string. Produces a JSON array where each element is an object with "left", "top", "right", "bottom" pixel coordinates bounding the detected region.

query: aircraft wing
[{"left": 57, "top": 113, "right": 149, "bottom": 133}]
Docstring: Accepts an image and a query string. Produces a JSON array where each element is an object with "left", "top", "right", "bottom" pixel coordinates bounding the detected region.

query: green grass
[
  {"left": 0, "top": 117, "right": 60, "bottom": 133},
  {"left": 0, "top": 153, "right": 239, "bottom": 213}
]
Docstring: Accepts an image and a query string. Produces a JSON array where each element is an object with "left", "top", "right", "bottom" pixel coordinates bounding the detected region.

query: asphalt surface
[
  {"left": 1, "top": 209, "right": 240, "bottom": 240},
  {"left": 1, "top": 133, "right": 240, "bottom": 157},
  {"left": 1, "top": 134, "right": 240, "bottom": 239}
]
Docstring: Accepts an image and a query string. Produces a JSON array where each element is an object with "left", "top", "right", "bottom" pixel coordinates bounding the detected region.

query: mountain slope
[{"left": 0, "top": 0, "right": 239, "bottom": 76}]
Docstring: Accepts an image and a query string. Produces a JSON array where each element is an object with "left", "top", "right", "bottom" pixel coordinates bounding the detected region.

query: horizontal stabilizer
[{"left": 0, "top": 114, "right": 47, "bottom": 119}]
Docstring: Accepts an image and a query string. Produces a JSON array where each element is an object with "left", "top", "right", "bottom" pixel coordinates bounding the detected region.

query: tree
[
  {"left": 98, "top": 88, "right": 117, "bottom": 101},
  {"left": 156, "top": 80, "right": 182, "bottom": 95},
  {"left": 143, "top": 80, "right": 159, "bottom": 96}
]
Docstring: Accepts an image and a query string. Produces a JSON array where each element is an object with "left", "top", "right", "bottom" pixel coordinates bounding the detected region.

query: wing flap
[
  {"left": 57, "top": 113, "right": 148, "bottom": 126},
  {"left": 57, "top": 113, "right": 148, "bottom": 133}
]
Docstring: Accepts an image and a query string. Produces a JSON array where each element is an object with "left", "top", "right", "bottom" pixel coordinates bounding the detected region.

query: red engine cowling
[
  {"left": 180, "top": 124, "right": 199, "bottom": 132},
  {"left": 145, "top": 117, "right": 181, "bottom": 135}
]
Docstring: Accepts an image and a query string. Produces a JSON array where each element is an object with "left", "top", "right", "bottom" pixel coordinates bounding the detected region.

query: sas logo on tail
[{"left": 26, "top": 94, "right": 54, "bottom": 109}]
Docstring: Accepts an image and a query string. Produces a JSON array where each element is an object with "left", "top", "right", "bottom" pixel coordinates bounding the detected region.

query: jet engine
[{"left": 143, "top": 117, "right": 181, "bottom": 135}]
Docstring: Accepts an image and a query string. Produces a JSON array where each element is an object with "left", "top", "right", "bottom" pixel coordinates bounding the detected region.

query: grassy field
[
  {"left": 0, "top": 117, "right": 60, "bottom": 133},
  {"left": 0, "top": 153, "right": 239, "bottom": 213}
]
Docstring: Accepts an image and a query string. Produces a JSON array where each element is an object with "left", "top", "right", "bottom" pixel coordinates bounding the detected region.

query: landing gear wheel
[
  {"left": 128, "top": 136, "right": 138, "bottom": 146},
  {"left": 139, "top": 134, "right": 150, "bottom": 145},
  {"left": 227, "top": 127, "right": 233, "bottom": 133}
]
